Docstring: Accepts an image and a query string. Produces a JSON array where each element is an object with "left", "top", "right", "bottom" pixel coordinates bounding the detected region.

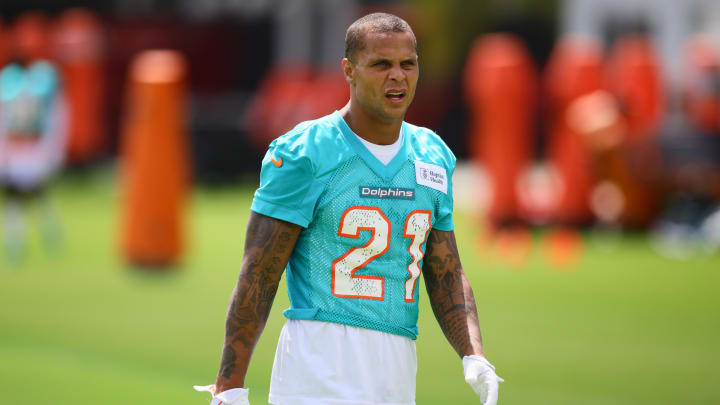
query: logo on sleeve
[
  {"left": 270, "top": 155, "right": 283, "bottom": 167},
  {"left": 415, "top": 160, "right": 447, "bottom": 194}
]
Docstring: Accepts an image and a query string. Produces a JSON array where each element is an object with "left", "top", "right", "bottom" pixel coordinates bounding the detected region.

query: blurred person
[
  {"left": 195, "top": 12, "right": 502, "bottom": 405},
  {"left": 650, "top": 37, "right": 720, "bottom": 257},
  {"left": 0, "top": 13, "right": 67, "bottom": 264}
]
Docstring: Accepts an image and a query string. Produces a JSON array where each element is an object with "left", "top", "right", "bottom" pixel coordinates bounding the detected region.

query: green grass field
[{"left": 1, "top": 171, "right": 719, "bottom": 404}]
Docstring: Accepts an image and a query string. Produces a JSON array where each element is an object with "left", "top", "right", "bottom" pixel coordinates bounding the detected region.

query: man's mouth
[{"left": 385, "top": 89, "right": 406, "bottom": 103}]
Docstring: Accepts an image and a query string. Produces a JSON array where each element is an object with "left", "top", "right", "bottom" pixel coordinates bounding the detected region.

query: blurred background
[{"left": 0, "top": 0, "right": 719, "bottom": 404}]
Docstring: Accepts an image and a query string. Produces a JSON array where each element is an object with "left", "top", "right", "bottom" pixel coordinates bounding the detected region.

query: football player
[
  {"left": 0, "top": 14, "right": 66, "bottom": 264},
  {"left": 196, "top": 12, "right": 502, "bottom": 405}
]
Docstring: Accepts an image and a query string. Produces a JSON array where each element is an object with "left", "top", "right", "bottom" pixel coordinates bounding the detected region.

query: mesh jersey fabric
[{"left": 251, "top": 111, "right": 456, "bottom": 339}]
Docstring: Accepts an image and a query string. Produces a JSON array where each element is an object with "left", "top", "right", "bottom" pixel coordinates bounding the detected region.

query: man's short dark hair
[{"left": 345, "top": 12, "right": 417, "bottom": 62}]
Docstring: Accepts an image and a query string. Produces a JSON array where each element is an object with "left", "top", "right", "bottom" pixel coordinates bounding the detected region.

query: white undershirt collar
[{"left": 354, "top": 131, "right": 403, "bottom": 165}]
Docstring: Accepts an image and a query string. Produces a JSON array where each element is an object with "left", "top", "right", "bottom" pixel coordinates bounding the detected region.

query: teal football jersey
[
  {"left": 0, "top": 62, "right": 59, "bottom": 136},
  {"left": 251, "top": 111, "right": 456, "bottom": 339}
]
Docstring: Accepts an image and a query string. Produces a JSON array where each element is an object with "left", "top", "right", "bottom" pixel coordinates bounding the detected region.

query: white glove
[
  {"left": 462, "top": 355, "right": 504, "bottom": 405},
  {"left": 193, "top": 384, "right": 250, "bottom": 405}
]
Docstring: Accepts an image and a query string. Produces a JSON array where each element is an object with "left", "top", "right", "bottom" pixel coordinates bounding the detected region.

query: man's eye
[{"left": 373, "top": 61, "right": 390, "bottom": 67}]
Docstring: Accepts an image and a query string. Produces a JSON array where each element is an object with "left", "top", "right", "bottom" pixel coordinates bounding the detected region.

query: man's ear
[{"left": 342, "top": 58, "right": 354, "bottom": 84}]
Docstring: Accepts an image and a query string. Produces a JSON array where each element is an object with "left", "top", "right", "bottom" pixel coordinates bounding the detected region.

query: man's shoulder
[
  {"left": 0, "top": 63, "right": 19, "bottom": 77},
  {"left": 403, "top": 121, "right": 456, "bottom": 171},
  {"left": 270, "top": 112, "right": 344, "bottom": 159},
  {"left": 0, "top": 64, "right": 22, "bottom": 95},
  {"left": 0, "top": 61, "right": 59, "bottom": 98}
]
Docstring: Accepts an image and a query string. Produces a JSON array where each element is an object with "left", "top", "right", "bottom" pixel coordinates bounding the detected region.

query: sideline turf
[{"left": 1, "top": 173, "right": 719, "bottom": 404}]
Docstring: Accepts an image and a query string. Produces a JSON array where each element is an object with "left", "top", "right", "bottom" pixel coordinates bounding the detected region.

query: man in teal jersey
[
  {"left": 0, "top": 22, "right": 66, "bottom": 265},
  {"left": 196, "top": 12, "right": 502, "bottom": 405}
]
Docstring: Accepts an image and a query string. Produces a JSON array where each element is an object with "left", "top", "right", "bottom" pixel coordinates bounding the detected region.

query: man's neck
[{"left": 339, "top": 102, "right": 402, "bottom": 145}]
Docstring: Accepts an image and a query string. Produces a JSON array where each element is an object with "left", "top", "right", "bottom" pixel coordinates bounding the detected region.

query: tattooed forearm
[
  {"left": 423, "top": 229, "right": 484, "bottom": 358},
  {"left": 219, "top": 344, "right": 237, "bottom": 379},
  {"left": 215, "top": 212, "right": 301, "bottom": 392}
]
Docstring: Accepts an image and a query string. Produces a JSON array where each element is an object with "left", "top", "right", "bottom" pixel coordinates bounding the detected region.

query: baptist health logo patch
[
  {"left": 359, "top": 186, "right": 415, "bottom": 200},
  {"left": 415, "top": 160, "right": 448, "bottom": 194}
]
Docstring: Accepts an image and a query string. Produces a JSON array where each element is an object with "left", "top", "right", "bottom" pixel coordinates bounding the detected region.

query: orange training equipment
[
  {"left": 120, "top": 50, "right": 189, "bottom": 267},
  {"left": 606, "top": 35, "right": 664, "bottom": 141},
  {"left": 12, "top": 12, "right": 51, "bottom": 62},
  {"left": 544, "top": 37, "right": 605, "bottom": 226},
  {"left": 52, "top": 9, "right": 106, "bottom": 165},
  {"left": 464, "top": 34, "right": 537, "bottom": 228},
  {"left": 604, "top": 35, "right": 664, "bottom": 227},
  {"left": 246, "top": 66, "right": 348, "bottom": 150},
  {"left": 0, "top": 19, "right": 10, "bottom": 67}
]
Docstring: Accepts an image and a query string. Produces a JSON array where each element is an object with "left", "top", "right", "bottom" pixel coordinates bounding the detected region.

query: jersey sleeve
[
  {"left": 432, "top": 165, "right": 455, "bottom": 231},
  {"left": 432, "top": 147, "right": 456, "bottom": 232},
  {"left": 250, "top": 137, "right": 320, "bottom": 227}
]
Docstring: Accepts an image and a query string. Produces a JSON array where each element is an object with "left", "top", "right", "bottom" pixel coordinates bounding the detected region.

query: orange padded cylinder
[
  {"left": 120, "top": 50, "right": 189, "bottom": 267},
  {"left": 603, "top": 35, "right": 664, "bottom": 228},
  {"left": 246, "top": 66, "right": 348, "bottom": 150},
  {"left": 544, "top": 37, "right": 605, "bottom": 226},
  {"left": 607, "top": 36, "right": 663, "bottom": 140},
  {"left": 52, "top": 9, "right": 106, "bottom": 165},
  {"left": 245, "top": 66, "right": 314, "bottom": 149},
  {"left": 464, "top": 34, "right": 536, "bottom": 227},
  {"left": 12, "top": 12, "right": 51, "bottom": 62},
  {"left": 0, "top": 20, "right": 10, "bottom": 67}
]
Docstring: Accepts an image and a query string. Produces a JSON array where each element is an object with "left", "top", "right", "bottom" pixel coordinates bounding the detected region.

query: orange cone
[{"left": 120, "top": 50, "right": 189, "bottom": 267}]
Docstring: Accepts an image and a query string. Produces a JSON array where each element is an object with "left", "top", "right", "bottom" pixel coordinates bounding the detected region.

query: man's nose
[{"left": 388, "top": 64, "right": 405, "bottom": 81}]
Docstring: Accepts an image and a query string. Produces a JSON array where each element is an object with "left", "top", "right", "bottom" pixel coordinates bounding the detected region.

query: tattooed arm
[
  {"left": 422, "top": 229, "right": 484, "bottom": 358},
  {"left": 213, "top": 211, "right": 302, "bottom": 393}
]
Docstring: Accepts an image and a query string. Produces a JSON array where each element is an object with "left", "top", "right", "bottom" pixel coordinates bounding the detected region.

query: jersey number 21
[{"left": 331, "top": 206, "right": 431, "bottom": 302}]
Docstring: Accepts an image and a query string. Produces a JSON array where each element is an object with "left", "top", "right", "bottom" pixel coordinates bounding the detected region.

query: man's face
[{"left": 344, "top": 30, "right": 419, "bottom": 124}]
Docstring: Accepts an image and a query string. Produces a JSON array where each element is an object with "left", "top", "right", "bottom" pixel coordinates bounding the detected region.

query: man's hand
[
  {"left": 194, "top": 384, "right": 250, "bottom": 405},
  {"left": 463, "top": 355, "right": 504, "bottom": 405}
]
